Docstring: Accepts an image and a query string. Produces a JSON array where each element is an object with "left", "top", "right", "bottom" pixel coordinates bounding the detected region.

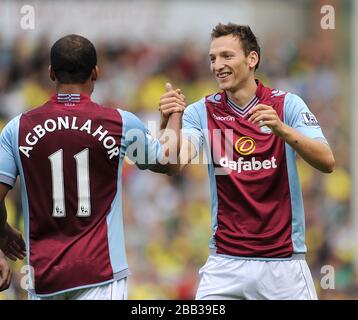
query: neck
[
  {"left": 226, "top": 77, "right": 257, "bottom": 107},
  {"left": 56, "top": 83, "right": 93, "bottom": 96}
]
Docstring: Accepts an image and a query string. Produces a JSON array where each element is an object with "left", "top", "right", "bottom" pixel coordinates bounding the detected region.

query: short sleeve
[
  {"left": 118, "top": 110, "right": 163, "bottom": 167},
  {"left": 0, "top": 116, "right": 20, "bottom": 187},
  {"left": 284, "top": 93, "right": 327, "bottom": 143},
  {"left": 182, "top": 99, "right": 205, "bottom": 155}
]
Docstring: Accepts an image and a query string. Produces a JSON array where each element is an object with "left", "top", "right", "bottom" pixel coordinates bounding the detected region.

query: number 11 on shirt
[{"left": 48, "top": 148, "right": 91, "bottom": 218}]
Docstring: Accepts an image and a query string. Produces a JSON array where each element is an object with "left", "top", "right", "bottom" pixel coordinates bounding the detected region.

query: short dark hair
[
  {"left": 50, "top": 34, "right": 97, "bottom": 84},
  {"left": 211, "top": 23, "right": 260, "bottom": 70}
]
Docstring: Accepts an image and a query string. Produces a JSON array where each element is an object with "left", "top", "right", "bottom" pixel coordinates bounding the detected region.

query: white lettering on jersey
[
  {"left": 19, "top": 116, "right": 119, "bottom": 159},
  {"left": 79, "top": 120, "right": 92, "bottom": 134},
  {"left": 219, "top": 156, "right": 277, "bottom": 173},
  {"left": 212, "top": 113, "right": 235, "bottom": 122},
  {"left": 19, "top": 146, "right": 33, "bottom": 158}
]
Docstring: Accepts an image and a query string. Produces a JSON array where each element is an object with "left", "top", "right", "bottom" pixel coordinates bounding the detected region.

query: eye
[{"left": 210, "top": 57, "right": 216, "bottom": 63}]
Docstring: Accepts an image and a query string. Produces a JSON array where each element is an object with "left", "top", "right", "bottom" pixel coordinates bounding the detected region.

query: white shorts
[
  {"left": 196, "top": 254, "right": 317, "bottom": 300},
  {"left": 29, "top": 278, "right": 128, "bottom": 300}
]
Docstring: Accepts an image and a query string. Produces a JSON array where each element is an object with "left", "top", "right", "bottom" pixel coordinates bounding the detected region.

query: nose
[{"left": 212, "top": 57, "right": 225, "bottom": 73}]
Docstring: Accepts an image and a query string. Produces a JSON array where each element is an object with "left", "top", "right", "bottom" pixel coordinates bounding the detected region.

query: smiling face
[{"left": 209, "top": 35, "right": 258, "bottom": 93}]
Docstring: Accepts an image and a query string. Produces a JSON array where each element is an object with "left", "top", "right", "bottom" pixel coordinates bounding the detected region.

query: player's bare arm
[
  {"left": 0, "top": 184, "right": 26, "bottom": 261},
  {"left": 158, "top": 85, "right": 198, "bottom": 175},
  {"left": 142, "top": 83, "right": 186, "bottom": 175},
  {"left": 158, "top": 83, "right": 185, "bottom": 161},
  {"left": 0, "top": 184, "right": 9, "bottom": 233},
  {"left": 0, "top": 249, "right": 11, "bottom": 292},
  {"left": 159, "top": 83, "right": 186, "bottom": 130},
  {"left": 155, "top": 138, "right": 197, "bottom": 176},
  {"left": 248, "top": 103, "right": 335, "bottom": 173}
]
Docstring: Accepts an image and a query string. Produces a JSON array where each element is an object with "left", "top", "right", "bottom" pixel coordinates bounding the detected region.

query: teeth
[{"left": 218, "top": 73, "right": 230, "bottom": 78}]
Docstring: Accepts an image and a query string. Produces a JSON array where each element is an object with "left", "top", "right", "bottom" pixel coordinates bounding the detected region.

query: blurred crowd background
[{"left": 0, "top": 0, "right": 355, "bottom": 299}]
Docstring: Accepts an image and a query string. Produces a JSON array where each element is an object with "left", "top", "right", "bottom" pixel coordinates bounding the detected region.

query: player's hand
[
  {"left": 159, "top": 83, "right": 186, "bottom": 129},
  {"left": 248, "top": 104, "right": 285, "bottom": 136},
  {"left": 0, "top": 223, "right": 26, "bottom": 261},
  {"left": 0, "top": 250, "right": 11, "bottom": 292}
]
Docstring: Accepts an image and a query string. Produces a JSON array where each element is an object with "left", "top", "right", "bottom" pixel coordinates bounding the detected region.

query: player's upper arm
[
  {"left": 284, "top": 93, "right": 328, "bottom": 143},
  {"left": 0, "top": 183, "right": 10, "bottom": 203},
  {"left": 180, "top": 99, "right": 205, "bottom": 168},
  {"left": 118, "top": 109, "right": 163, "bottom": 169},
  {"left": 0, "top": 116, "right": 20, "bottom": 189}
]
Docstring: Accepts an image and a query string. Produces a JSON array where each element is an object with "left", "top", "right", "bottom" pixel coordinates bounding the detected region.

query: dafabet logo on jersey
[
  {"left": 235, "top": 136, "right": 256, "bottom": 155},
  {"left": 219, "top": 136, "right": 277, "bottom": 174}
]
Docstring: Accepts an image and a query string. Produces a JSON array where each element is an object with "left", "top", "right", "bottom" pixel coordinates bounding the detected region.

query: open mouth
[{"left": 216, "top": 72, "right": 232, "bottom": 80}]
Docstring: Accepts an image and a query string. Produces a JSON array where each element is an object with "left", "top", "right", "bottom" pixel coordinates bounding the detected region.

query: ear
[
  {"left": 91, "top": 66, "right": 98, "bottom": 81},
  {"left": 49, "top": 65, "right": 56, "bottom": 81},
  {"left": 248, "top": 51, "right": 259, "bottom": 70}
]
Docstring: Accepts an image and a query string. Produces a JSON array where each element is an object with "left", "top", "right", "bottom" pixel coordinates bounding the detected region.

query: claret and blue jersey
[
  {"left": 183, "top": 80, "right": 328, "bottom": 260},
  {"left": 0, "top": 94, "right": 163, "bottom": 296}
]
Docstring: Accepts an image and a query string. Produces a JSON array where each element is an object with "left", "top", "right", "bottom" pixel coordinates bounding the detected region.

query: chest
[{"left": 205, "top": 99, "right": 285, "bottom": 160}]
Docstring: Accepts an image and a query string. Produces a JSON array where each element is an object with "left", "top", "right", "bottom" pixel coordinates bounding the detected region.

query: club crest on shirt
[
  {"left": 301, "top": 112, "right": 320, "bottom": 126},
  {"left": 207, "top": 93, "right": 222, "bottom": 104}
]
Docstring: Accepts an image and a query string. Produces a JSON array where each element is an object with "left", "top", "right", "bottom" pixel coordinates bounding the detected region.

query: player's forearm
[
  {"left": 145, "top": 113, "right": 182, "bottom": 175},
  {"left": 0, "top": 184, "right": 10, "bottom": 234},
  {"left": 146, "top": 113, "right": 194, "bottom": 175},
  {"left": 279, "top": 124, "right": 335, "bottom": 173},
  {"left": 156, "top": 112, "right": 182, "bottom": 173},
  {"left": 159, "top": 114, "right": 168, "bottom": 131},
  {"left": 152, "top": 137, "right": 197, "bottom": 176},
  {"left": 0, "top": 202, "right": 7, "bottom": 235}
]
